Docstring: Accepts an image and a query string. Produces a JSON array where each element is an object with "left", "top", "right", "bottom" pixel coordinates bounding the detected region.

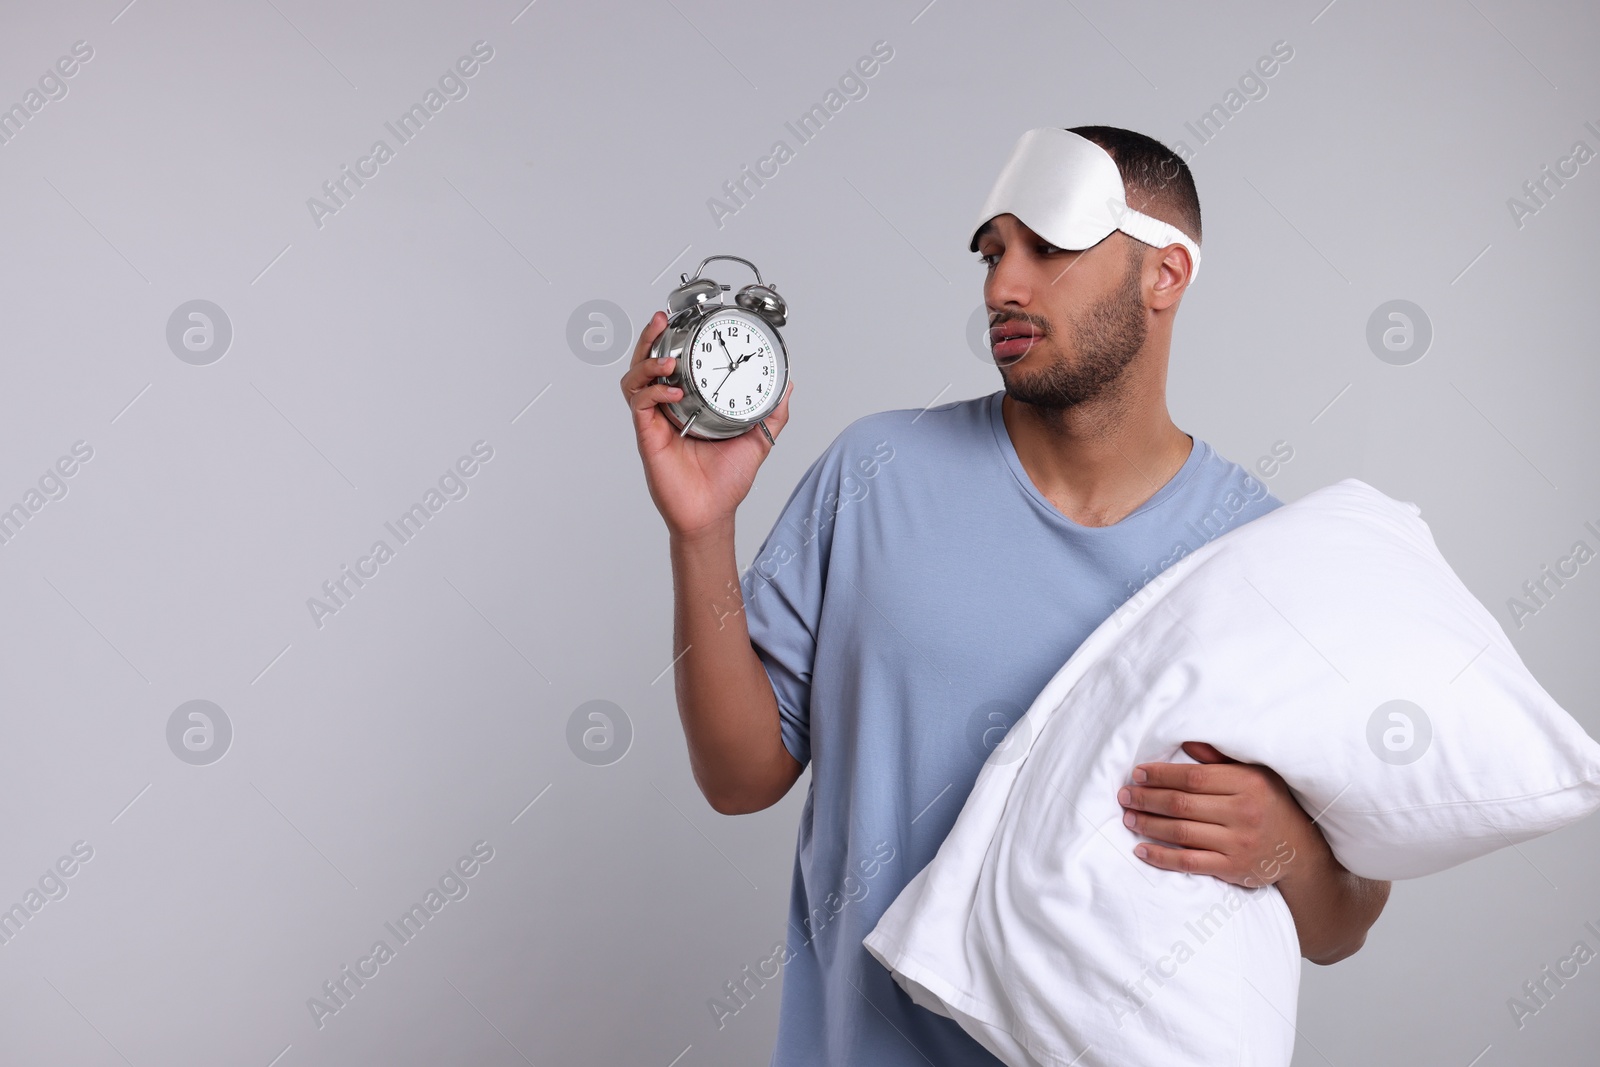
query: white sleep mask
[{"left": 968, "top": 127, "right": 1201, "bottom": 283}]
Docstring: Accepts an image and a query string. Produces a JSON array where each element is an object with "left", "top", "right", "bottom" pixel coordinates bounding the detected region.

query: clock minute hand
[
  {"left": 713, "top": 344, "right": 767, "bottom": 402},
  {"left": 710, "top": 334, "right": 744, "bottom": 399}
]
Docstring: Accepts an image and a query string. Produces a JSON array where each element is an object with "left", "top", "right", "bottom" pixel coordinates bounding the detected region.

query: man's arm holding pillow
[{"left": 1116, "top": 741, "right": 1392, "bottom": 965}]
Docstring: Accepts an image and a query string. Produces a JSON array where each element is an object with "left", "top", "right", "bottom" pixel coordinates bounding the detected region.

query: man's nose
[{"left": 985, "top": 249, "right": 1033, "bottom": 310}]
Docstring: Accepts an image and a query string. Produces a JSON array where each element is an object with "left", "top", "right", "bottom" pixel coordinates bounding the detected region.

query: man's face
[{"left": 974, "top": 213, "right": 1148, "bottom": 412}]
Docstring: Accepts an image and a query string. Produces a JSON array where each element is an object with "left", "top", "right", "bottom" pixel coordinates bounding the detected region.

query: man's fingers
[
  {"left": 622, "top": 352, "right": 676, "bottom": 396},
  {"left": 1131, "top": 759, "right": 1241, "bottom": 794},
  {"left": 1124, "top": 810, "right": 1230, "bottom": 852},
  {"left": 620, "top": 308, "right": 667, "bottom": 399},
  {"left": 743, "top": 380, "right": 794, "bottom": 456},
  {"left": 1120, "top": 784, "right": 1230, "bottom": 825},
  {"left": 629, "top": 380, "right": 683, "bottom": 413},
  {"left": 627, "top": 381, "right": 684, "bottom": 441},
  {"left": 629, "top": 309, "right": 668, "bottom": 368},
  {"left": 1131, "top": 841, "right": 1230, "bottom": 877},
  {"left": 1181, "top": 740, "right": 1237, "bottom": 764},
  {"left": 764, "top": 380, "right": 795, "bottom": 439}
]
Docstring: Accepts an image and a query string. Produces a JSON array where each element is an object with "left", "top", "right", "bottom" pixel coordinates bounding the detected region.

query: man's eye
[{"left": 978, "top": 244, "right": 1061, "bottom": 268}]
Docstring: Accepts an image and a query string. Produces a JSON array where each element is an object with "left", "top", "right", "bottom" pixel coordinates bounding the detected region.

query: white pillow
[{"left": 863, "top": 478, "right": 1600, "bottom": 1067}]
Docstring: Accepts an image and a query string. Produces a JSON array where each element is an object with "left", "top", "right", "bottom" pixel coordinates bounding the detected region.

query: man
[{"left": 620, "top": 125, "right": 1390, "bottom": 1065}]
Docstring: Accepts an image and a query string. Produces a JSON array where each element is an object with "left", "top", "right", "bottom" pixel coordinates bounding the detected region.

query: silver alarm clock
[{"left": 650, "top": 255, "right": 790, "bottom": 443}]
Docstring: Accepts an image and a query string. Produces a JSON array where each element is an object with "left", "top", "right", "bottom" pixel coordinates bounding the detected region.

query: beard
[{"left": 1000, "top": 248, "right": 1147, "bottom": 412}]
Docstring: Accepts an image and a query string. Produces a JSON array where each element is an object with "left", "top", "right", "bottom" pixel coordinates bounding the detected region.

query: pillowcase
[{"left": 863, "top": 478, "right": 1600, "bottom": 1067}]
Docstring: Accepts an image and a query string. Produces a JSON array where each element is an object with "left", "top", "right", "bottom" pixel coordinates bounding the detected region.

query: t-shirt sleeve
[{"left": 740, "top": 430, "right": 858, "bottom": 770}]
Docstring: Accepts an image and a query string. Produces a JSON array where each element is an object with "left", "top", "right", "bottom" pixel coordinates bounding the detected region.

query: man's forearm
[
  {"left": 1274, "top": 832, "right": 1391, "bottom": 965},
  {"left": 670, "top": 521, "right": 799, "bottom": 814}
]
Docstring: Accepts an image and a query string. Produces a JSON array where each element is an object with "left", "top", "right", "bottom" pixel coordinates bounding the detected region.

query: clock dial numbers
[{"left": 691, "top": 312, "right": 782, "bottom": 421}]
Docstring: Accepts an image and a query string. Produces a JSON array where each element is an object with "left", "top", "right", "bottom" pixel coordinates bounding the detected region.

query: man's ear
[{"left": 1149, "top": 244, "right": 1195, "bottom": 309}]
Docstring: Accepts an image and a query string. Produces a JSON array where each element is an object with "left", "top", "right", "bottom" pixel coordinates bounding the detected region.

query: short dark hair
[{"left": 1066, "top": 125, "right": 1201, "bottom": 246}]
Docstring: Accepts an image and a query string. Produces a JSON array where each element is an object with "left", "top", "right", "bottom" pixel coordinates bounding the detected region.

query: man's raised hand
[{"left": 620, "top": 309, "right": 794, "bottom": 540}]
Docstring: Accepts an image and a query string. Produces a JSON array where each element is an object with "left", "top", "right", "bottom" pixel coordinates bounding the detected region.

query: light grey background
[{"left": 0, "top": 0, "right": 1596, "bottom": 1064}]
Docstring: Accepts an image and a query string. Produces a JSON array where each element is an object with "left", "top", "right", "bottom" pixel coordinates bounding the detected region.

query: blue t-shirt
[{"left": 740, "top": 389, "right": 1284, "bottom": 1066}]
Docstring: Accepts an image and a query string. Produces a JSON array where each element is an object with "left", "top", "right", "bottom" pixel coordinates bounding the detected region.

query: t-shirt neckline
[{"left": 986, "top": 389, "right": 1207, "bottom": 533}]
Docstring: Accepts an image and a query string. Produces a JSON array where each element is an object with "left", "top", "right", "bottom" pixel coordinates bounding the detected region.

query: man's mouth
[{"left": 990, "top": 321, "right": 1042, "bottom": 364}]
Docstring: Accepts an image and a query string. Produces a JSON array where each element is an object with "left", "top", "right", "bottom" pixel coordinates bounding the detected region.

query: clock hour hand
[
  {"left": 715, "top": 345, "right": 766, "bottom": 401},
  {"left": 711, "top": 333, "right": 764, "bottom": 402}
]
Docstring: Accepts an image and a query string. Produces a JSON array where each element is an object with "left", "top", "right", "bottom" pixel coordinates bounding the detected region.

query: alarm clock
[{"left": 650, "top": 254, "right": 790, "bottom": 443}]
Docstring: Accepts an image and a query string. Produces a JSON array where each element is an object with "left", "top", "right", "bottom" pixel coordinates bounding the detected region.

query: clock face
[{"left": 689, "top": 311, "right": 784, "bottom": 421}]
